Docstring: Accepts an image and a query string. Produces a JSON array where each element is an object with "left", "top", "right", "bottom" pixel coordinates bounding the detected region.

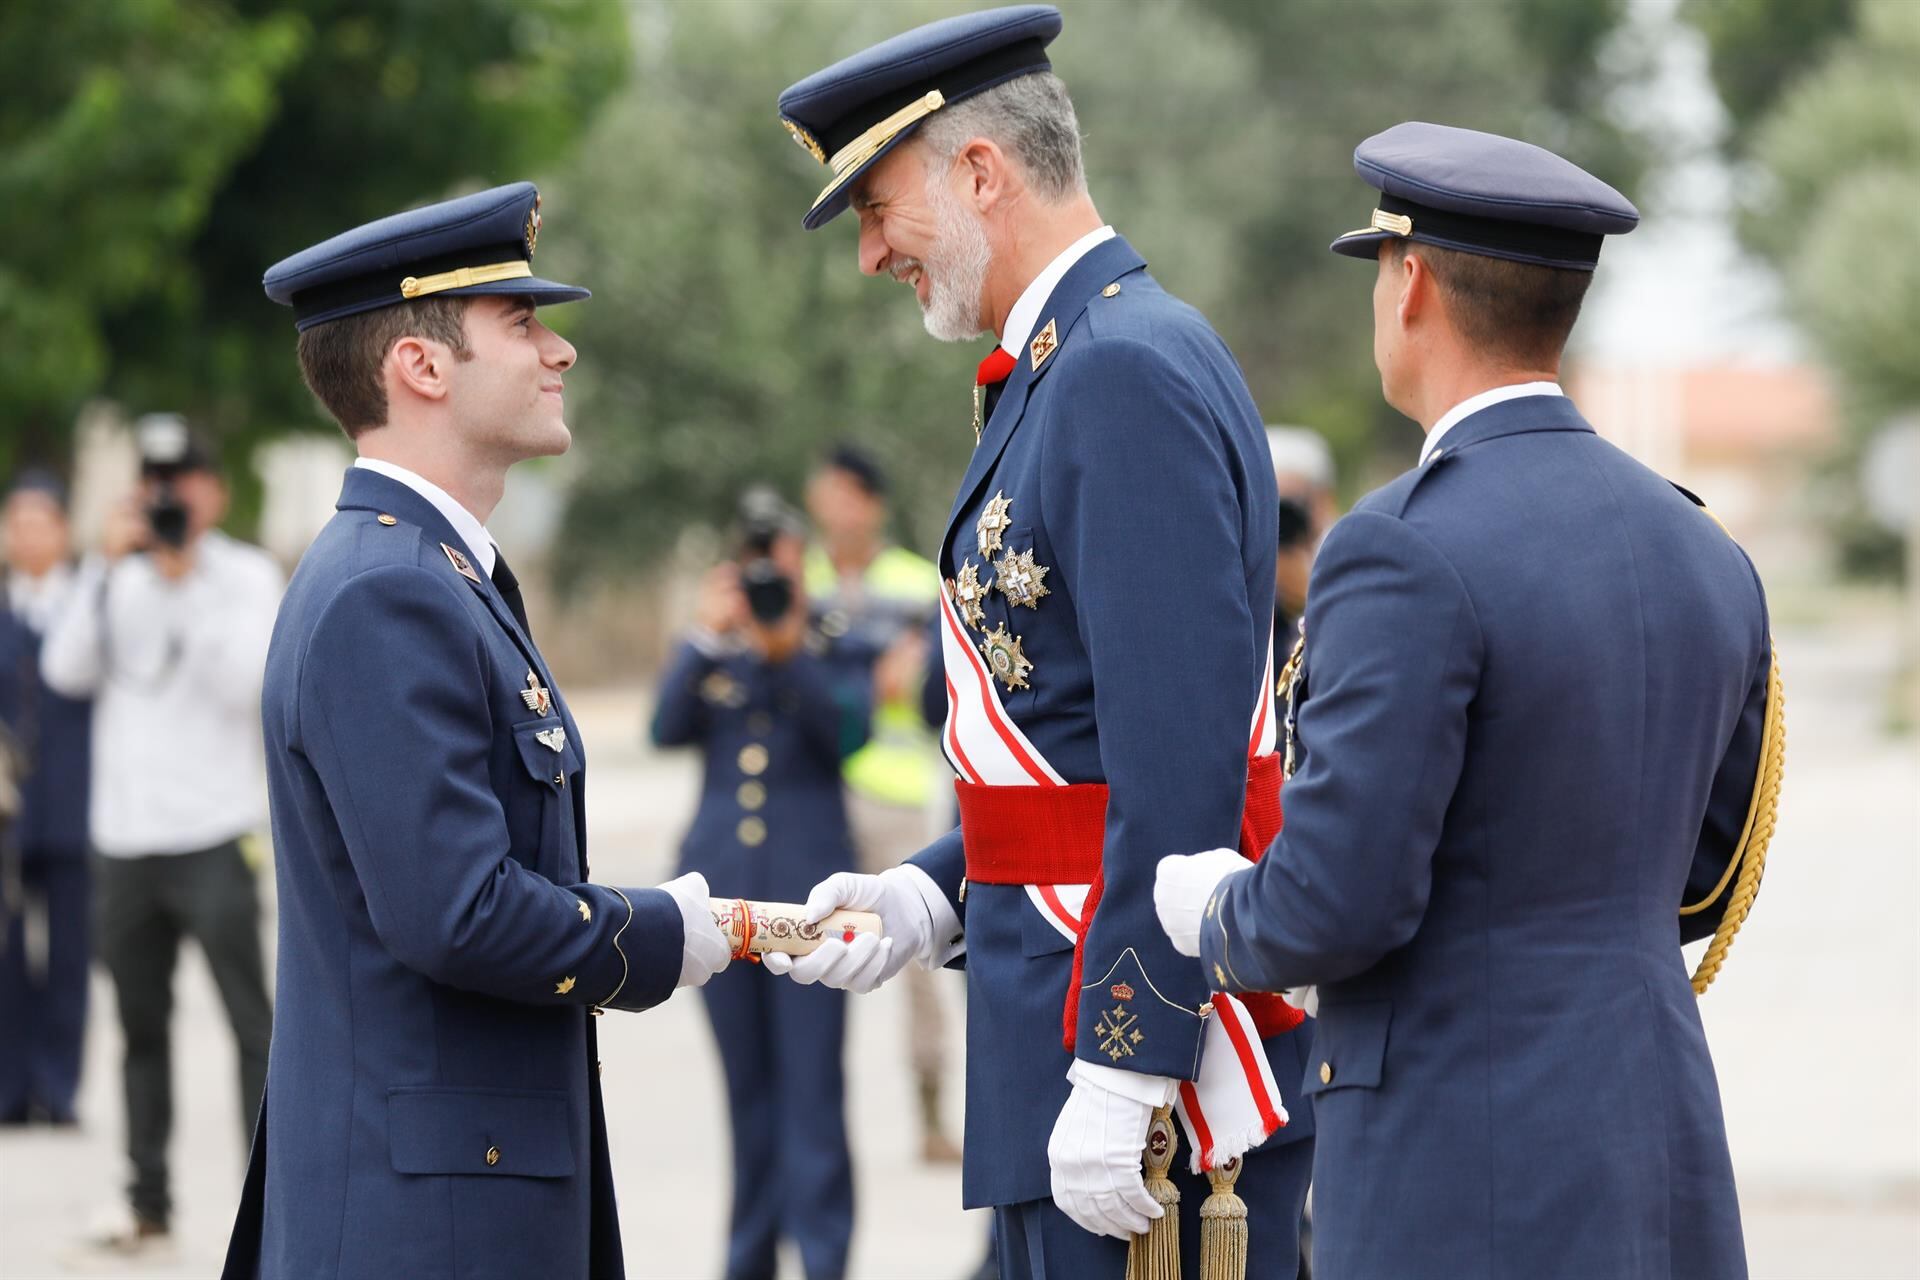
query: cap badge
[
  {"left": 992, "top": 548, "right": 1050, "bottom": 610},
  {"left": 1370, "top": 208, "right": 1413, "bottom": 237},
  {"left": 980, "top": 624, "right": 1033, "bottom": 692},
  {"left": 521, "top": 670, "right": 553, "bottom": 717},
  {"left": 526, "top": 194, "right": 542, "bottom": 257},
  {"left": 782, "top": 118, "right": 827, "bottom": 165},
  {"left": 441, "top": 542, "right": 482, "bottom": 584},
  {"left": 950, "top": 559, "right": 986, "bottom": 630},
  {"left": 976, "top": 491, "right": 1014, "bottom": 558},
  {"left": 1029, "top": 318, "right": 1058, "bottom": 370}
]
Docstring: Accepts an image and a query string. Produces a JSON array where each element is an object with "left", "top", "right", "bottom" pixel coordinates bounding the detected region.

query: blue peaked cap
[
  {"left": 1330, "top": 122, "right": 1639, "bottom": 271},
  {"left": 777, "top": 5, "right": 1063, "bottom": 230},
  {"left": 263, "top": 182, "right": 588, "bottom": 330}
]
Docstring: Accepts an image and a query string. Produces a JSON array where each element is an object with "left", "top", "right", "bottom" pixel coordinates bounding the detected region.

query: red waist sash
[{"left": 958, "top": 752, "right": 1304, "bottom": 1045}]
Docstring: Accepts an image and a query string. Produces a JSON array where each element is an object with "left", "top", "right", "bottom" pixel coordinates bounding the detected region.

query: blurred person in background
[
  {"left": 801, "top": 443, "right": 960, "bottom": 1163},
  {"left": 0, "top": 471, "right": 94, "bottom": 1129},
  {"left": 40, "top": 416, "right": 281, "bottom": 1261},
  {"left": 653, "top": 489, "right": 870, "bottom": 1280},
  {"left": 1264, "top": 426, "right": 1338, "bottom": 646}
]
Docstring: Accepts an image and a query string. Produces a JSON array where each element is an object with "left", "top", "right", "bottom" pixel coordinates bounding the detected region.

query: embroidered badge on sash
[
  {"left": 521, "top": 670, "right": 553, "bottom": 716},
  {"left": 992, "top": 548, "right": 1050, "bottom": 609},
  {"left": 1094, "top": 1003, "right": 1144, "bottom": 1062},
  {"left": 950, "top": 559, "right": 986, "bottom": 630},
  {"left": 1029, "top": 318, "right": 1058, "bottom": 370},
  {"left": 976, "top": 491, "right": 1014, "bottom": 558},
  {"left": 980, "top": 624, "right": 1033, "bottom": 691}
]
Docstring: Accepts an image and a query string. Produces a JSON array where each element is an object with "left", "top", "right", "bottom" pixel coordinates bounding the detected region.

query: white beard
[{"left": 919, "top": 176, "right": 993, "bottom": 343}]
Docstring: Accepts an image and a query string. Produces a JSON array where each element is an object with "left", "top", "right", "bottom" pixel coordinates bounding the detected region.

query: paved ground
[{"left": 1, "top": 619, "right": 1915, "bottom": 1278}]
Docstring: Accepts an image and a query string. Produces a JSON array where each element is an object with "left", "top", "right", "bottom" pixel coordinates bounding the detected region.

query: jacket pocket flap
[
  {"left": 1301, "top": 1000, "right": 1391, "bottom": 1096},
  {"left": 388, "top": 1086, "right": 574, "bottom": 1178},
  {"left": 513, "top": 718, "right": 577, "bottom": 786}
]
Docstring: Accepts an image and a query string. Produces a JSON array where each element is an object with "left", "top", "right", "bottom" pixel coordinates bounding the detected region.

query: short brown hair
[
  {"left": 295, "top": 297, "right": 473, "bottom": 437},
  {"left": 1390, "top": 240, "right": 1593, "bottom": 367}
]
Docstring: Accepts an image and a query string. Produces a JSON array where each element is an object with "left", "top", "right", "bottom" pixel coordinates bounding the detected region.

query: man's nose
[
  {"left": 544, "top": 329, "right": 577, "bottom": 371},
  {"left": 858, "top": 222, "right": 889, "bottom": 278}
]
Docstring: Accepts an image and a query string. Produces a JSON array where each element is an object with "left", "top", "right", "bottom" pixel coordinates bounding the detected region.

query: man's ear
[
  {"left": 959, "top": 136, "right": 1013, "bottom": 213},
  {"left": 1396, "top": 250, "right": 1430, "bottom": 331},
  {"left": 389, "top": 335, "right": 452, "bottom": 404}
]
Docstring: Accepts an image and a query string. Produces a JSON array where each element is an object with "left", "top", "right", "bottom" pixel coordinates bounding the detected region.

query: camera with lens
[
  {"left": 135, "top": 414, "right": 202, "bottom": 551},
  {"left": 735, "top": 488, "right": 801, "bottom": 626},
  {"left": 1276, "top": 495, "right": 1314, "bottom": 552}
]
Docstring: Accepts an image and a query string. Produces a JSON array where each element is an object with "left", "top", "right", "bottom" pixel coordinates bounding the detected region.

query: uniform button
[
  {"left": 737, "top": 817, "right": 767, "bottom": 847},
  {"left": 1101, "top": 282, "right": 1121, "bottom": 298},
  {"left": 485, "top": 1146, "right": 501, "bottom": 1167},
  {"left": 376, "top": 513, "right": 398, "bottom": 526},
  {"left": 738, "top": 744, "right": 769, "bottom": 776},
  {"left": 737, "top": 781, "right": 766, "bottom": 810},
  {"left": 1320, "top": 1061, "right": 1333, "bottom": 1085},
  {"left": 553, "top": 772, "right": 566, "bottom": 787}
]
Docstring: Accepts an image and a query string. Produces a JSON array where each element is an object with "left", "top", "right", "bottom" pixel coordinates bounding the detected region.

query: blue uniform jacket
[
  {"left": 650, "top": 638, "right": 869, "bottom": 899},
  {"left": 1205, "top": 395, "right": 1762, "bottom": 1279},
  {"left": 0, "top": 594, "right": 92, "bottom": 854},
  {"left": 910, "top": 235, "right": 1313, "bottom": 1208},
  {"left": 223, "top": 468, "right": 686, "bottom": 1280}
]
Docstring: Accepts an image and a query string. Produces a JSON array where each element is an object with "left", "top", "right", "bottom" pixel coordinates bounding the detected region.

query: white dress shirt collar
[
  {"left": 999, "top": 224, "right": 1117, "bottom": 357},
  {"left": 1420, "top": 381, "right": 1564, "bottom": 466},
  {"left": 352, "top": 458, "right": 498, "bottom": 578}
]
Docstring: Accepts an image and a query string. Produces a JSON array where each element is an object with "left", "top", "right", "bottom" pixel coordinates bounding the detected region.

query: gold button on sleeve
[
  {"left": 485, "top": 1146, "right": 501, "bottom": 1167},
  {"left": 1320, "top": 1061, "right": 1333, "bottom": 1085}
]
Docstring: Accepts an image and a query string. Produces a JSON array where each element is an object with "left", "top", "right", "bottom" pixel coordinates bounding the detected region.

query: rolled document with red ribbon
[{"left": 708, "top": 898, "right": 882, "bottom": 962}]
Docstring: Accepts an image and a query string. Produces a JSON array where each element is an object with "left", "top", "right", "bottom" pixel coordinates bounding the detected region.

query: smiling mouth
[{"left": 891, "top": 261, "right": 926, "bottom": 291}]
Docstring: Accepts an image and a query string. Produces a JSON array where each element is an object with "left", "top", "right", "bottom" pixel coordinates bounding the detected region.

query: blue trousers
[
  {"left": 992, "top": 1134, "right": 1313, "bottom": 1280},
  {"left": 0, "top": 849, "right": 89, "bottom": 1121},
  {"left": 701, "top": 963, "right": 852, "bottom": 1280}
]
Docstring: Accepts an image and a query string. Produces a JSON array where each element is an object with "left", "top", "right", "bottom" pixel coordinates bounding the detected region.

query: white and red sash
[{"left": 939, "top": 584, "right": 1290, "bottom": 1171}]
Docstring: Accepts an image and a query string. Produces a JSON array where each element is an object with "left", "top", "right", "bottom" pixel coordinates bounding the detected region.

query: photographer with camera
[
  {"left": 650, "top": 489, "right": 871, "bottom": 1280},
  {"left": 40, "top": 415, "right": 282, "bottom": 1261}
]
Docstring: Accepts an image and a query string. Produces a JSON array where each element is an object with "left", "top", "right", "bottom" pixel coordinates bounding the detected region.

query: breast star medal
[
  {"left": 950, "top": 559, "right": 986, "bottom": 630},
  {"left": 980, "top": 624, "right": 1033, "bottom": 691},
  {"left": 976, "top": 491, "right": 1014, "bottom": 558},
  {"left": 521, "top": 670, "right": 553, "bottom": 716},
  {"left": 992, "top": 548, "right": 1050, "bottom": 609}
]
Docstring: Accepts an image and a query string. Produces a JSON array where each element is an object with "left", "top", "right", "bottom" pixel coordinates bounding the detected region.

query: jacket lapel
[
  {"left": 940, "top": 237, "right": 1149, "bottom": 567},
  {"left": 335, "top": 468, "right": 559, "bottom": 697}
]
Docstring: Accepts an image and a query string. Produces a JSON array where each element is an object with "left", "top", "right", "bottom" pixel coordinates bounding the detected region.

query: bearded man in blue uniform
[
  {"left": 1156, "top": 123, "right": 1775, "bottom": 1280},
  {"left": 763, "top": 9, "right": 1316, "bottom": 1278},
  {"left": 223, "top": 183, "right": 733, "bottom": 1280}
]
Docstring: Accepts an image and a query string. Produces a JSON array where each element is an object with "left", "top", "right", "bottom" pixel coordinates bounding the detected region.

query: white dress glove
[
  {"left": 1047, "top": 1066, "right": 1169, "bottom": 1240},
  {"left": 1153, "top": 848, "right": 1254, "bottom": 958},
  {"left": 761, "top": 866, "right": 941, "bottom": 993},
  {"left": 657, "top": 872, "right": 730, "bottom": 989}
]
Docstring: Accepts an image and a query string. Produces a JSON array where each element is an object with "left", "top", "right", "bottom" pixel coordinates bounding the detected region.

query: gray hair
[{"left": 915, "top": 72, "right": 1086, "bottom": 201}]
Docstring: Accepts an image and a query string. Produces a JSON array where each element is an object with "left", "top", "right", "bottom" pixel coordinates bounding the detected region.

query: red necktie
[{"left": 972, "top": 347, "right": 1018, "bottom": 443}]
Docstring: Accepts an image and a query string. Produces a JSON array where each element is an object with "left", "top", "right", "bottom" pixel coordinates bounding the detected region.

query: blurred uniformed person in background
[
  {"left": 1263, "top": 426, "right": 1338, "bottom": 647},
  {"left": 0, "top": 472, "right": 93, "bottom": 1132},
  {"left": 228, "top": 182, "right": 732, "bottom": 1280},
  {"left": 1157, "top": 123, "right": 1774, "bottom": 1280},
  {"left": 801, "top": 443, "right": 960, "bottom": 1163},
  {"left": 653, "top": 488, "right": 871, "bottom": 1280}
]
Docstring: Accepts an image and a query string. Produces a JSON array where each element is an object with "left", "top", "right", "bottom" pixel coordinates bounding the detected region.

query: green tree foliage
[
  {"left": 551, "top": 0, "right": 1644, "bottom": 586},
  {"left": 1683, "top": 0, "right": 1854, "bottom": 150},
  {"left": 0, "top": 0, "right": 627, "bottom": 481},
  {"left": 1735, "top": 0, "right": 1920, "bottom": 574}
]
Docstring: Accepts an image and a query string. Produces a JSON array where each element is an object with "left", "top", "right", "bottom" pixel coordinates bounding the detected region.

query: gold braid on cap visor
[
  {"left": 399, "top": 260, "right": 533, "bottom": 300},
  {"left": 810, "top": 90, "right": 947, "bottom": 213}
]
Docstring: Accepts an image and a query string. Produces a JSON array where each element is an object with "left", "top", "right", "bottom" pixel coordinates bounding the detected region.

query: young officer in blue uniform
[
  {"left": 764, "top": 9, "right": 1315, "bottom": 1278},
  {"left": 650, "top": 495, "right": 869, "bottom": 1280},
  {"left": 0, "top": 473, "right": 92, "bottom": 1128},
  {"left": 1157, "top": 123, "right": 1774, "bottom": 1280},
  {"left": 227, "top": 183, "right": 732, "bottom": 1280}
]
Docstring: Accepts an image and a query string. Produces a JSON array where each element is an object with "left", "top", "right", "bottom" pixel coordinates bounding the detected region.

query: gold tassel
[
  {"left": 1126, "top": 1106, "right": 1181, "bottom": 1280},
  {"left": 1198, "top": 1157, "right": 1249, "bottom": 1280}
]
